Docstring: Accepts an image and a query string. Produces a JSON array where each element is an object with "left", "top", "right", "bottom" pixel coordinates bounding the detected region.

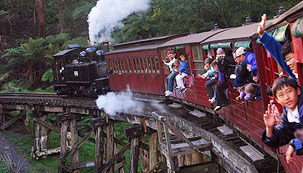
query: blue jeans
[{"left": 167, "top": 71, "right": 178, "bottom": 92}]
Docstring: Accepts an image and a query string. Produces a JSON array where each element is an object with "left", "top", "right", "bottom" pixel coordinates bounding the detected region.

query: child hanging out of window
[{"left": 175, "top": 53, "right": 189, "bottom": 93}]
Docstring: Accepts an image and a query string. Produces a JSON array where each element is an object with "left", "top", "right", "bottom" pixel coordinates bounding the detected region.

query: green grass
[{"left": 0, "top": 158, "right": 9, "bottom": 173}]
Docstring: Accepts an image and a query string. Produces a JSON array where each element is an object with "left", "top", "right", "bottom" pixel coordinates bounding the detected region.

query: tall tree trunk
[
  {"left": 58, "top": 0, "right": 64, "bottom": 33},
  {"left": 35, "top": 0, "right": 45, "bottom": 37}
]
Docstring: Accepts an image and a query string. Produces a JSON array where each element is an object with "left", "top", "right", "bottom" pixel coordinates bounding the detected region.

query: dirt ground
[{"left": 0, "top": 121, "right": 31, "bottom": 172}]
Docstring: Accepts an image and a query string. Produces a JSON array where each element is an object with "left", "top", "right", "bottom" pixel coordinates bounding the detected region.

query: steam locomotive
[{"left": 53, "top": 42, "right": 110, "bottom": 97}]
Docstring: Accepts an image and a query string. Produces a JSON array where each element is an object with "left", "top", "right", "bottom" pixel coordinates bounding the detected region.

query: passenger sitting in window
[
  {"left": 235, "top": 47, "right": 258, "bottom": 81},
  {"left": 205, "top": 62, "right": 219, "bottom": 104},
  {"left": 175, "top": 53, "right": 189, "bottom": 93},
  {"left": 165, "top": 60, "right": 180, "bottom": 96},
  {"left": 164, "top": 50, "right": 178, "bottom": 96},
  {"left": 197, "top": 58, "right": 214, "bottom": 79},
  {"left": 261, "top": 76, "right": 303, "bottom": 150},
  {"left": 257, "top": 14, "right": 297, "bottom": 79},
  {"left": 214, "top": 48, "right": 235, "bottom": 111}
]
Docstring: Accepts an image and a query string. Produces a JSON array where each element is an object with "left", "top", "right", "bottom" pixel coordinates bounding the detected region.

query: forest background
[{"left": 0, "top": 0, "right": 301, "bottom": 91}]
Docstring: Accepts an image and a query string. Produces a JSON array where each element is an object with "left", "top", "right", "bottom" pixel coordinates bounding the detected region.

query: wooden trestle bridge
[{"left": 0, "top": 93, "right": 281, "bottom": 172}]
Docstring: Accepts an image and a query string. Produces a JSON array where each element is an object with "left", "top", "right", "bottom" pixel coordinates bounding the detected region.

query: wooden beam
[
  {"left": 0, "top": 109, "right": 26, "bottom": 130},
  {"left": 62, "top": 160, "right": 95, "bottom": 172},
  {"left": 165, "top": 120, "right": 200, "bottom": 153},
  {"left": 0, "top": 104, "right": 3, "bottom": 127},
  {"left": 106, "top": 122, "right": 115, "bottom": 173},
  {"left": 40, "top": 115, "right": 48, "bottom": 152},
  {"left": 33, "top": 117, "right": 40, "bottom": 158},
  {"left": 95, "top": 124, "right": 104, "bottom": 173},
  {"left": 101, "top": 143, "right": 130, "bottom": 172},
  {"left": 62, "top": 130, "right": 94, "bottom": 162},
  {"left": 34, "top": 118, "right": 60, "bottom": 134},
  {"left": 130, "top": 137, "right": 140, "bottom": 173},
  {"left": 156, "top": 119, "right": 163, "bottom": 144},
  {"left": 139, "top": 136, "right": 149, "bottom": 173},
  {"left": 149, "top": 132, "right": 158, "bottom": 170},
  {"left": 60, "top": 120, "right": 68, "bottom": 168},
  {"left": 70, "top": 119, "right": 79, "bottom": 173},
  {"left": 164, "top": 123, "right": 177, "bottom": 172}
]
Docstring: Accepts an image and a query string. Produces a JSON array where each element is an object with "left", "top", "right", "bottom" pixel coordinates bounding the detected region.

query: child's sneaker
[
  {"left": 210, "top": 97, "right": 216, "bottom": 104},
  {"left": 165, "top": 91, "right": 172, "bottom": 97}
]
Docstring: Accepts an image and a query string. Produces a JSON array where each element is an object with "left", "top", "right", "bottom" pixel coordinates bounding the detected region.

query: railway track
[{"left": 0, "top": 92, "right": 283, "bottom": 172}]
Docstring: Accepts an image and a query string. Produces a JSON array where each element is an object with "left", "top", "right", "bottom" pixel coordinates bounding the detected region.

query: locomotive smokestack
[{"left": 103, "top": 41, "right": 109, "bottom": 53}]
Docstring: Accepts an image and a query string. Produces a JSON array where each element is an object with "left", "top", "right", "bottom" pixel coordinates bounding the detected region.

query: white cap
[{"left": 235, "top": 47, "right": 247, "bottom": 57}]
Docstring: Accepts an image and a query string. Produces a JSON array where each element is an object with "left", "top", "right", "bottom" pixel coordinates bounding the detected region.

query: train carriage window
[
  {"left": 118, "top": 59, "right": 122, "bottom": 74},
  {"left": 150, "top": 56, "right": 155, "bottom": 73},
  {"left": 112, "top": 59, "right": 116, "bottom": 73},
  {"left": 135, "top": 57, "right": 139, "bottom": 73},
  {"left": 161, "top": 49, "right": 169, "bottom": 74},
  {"left": 119, "top": 59, "right": 123, "bottom": 73},
  {"left": 154, "top": 56, "right": 160, "bottom": 73},
  {"left": 122, "top": 58, "right": 127, "bottom": 73},
  {"left": 192, "top": 45, "right": 204, "bottom": 75},
  {"left": 135, "top": 57, "right": 140, "bottom": 73},
  {"left": 127, "top": 58, "right": 132, "bottom": 73},
  {"left": 124, "top": 58, "right": 128, "bottom": 73},
  {"left": 141, "top": 57, "right": 146, "bottom": 73},
  {"left": 108, "top": 60, "right": 113, "bottom": 73},
  {"left": 132, "top": 57, "right": 137, "bottom": 73},
  {"left": 137, "top": 57, "right": 143, "bottom": 73},
  {"left": 146, "top": 56, "right": 151, "bottom": 73}
]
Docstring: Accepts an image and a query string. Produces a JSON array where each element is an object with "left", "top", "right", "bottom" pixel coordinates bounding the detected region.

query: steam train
[
  {"left": 53, "top": 2, "right": 303, "bottom": 172},
  {"left": 53, "top": 42, "right": 110, "bottom": 96}
]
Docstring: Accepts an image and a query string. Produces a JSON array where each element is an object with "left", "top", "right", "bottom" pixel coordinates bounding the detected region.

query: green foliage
[
  {"left": 0, "top": 10, "right": 8, "bottom": 17},
  {"left": 42, "top": 69, "right": 54, "bottom": 83}
]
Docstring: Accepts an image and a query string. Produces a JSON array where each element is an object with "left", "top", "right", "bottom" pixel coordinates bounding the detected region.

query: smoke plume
[
  {"left": 88, "top": 0, "right": 151, "bottom": 45},
  {"left": 95, "top": 89, "right": 145, "bottom": 116}
]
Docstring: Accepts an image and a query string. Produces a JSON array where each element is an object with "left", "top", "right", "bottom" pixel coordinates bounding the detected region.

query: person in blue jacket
[
  {"left": 261, "top": 76, "right": 303, "bottom": 149},
  {"left": 257, "top": 14, "right": 297, "bottom": 79},
  {"left": 175, "top": 53, "right": 189, "bottom": 93}
]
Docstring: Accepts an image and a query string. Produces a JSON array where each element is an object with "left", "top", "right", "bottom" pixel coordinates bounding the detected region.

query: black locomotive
[{"left": 53, "top": 42, "right": 110, "bottom": 97}]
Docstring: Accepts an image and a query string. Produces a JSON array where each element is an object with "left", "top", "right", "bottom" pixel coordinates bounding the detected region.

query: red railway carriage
[
  {"left": 105, "top": 2, "right": 303, "bottom": 172},
  {"left": 158, "top": 30, "right": 225, "bottom": 106},
  {"left": 105, "top": 35, "right": 185, "bottom": 95},
  {"left": 262, "top": 2, "right": 303, "bottom": 172}
]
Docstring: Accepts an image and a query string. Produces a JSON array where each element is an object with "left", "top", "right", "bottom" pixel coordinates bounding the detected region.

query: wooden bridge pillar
[
  {"left": 70, "top": 118, "right": 79, "bottom": 173},
  {"left": 106, "top": 121, "right": 115, "bottom": 173},
  {"left": 93, "top": 117, "right": 106, "bottom": 173},
  {"left": 59, "top": 118, "right": 68, "bottom": 173},
  {"left": 149, "top": 132, "right": 158, "bottom": 170},
  {"left": 125, "top": 125, "right": 144, "bottom": 173},
  {"left": 40, "top": 115, "right": 48, "bottom": 152}
]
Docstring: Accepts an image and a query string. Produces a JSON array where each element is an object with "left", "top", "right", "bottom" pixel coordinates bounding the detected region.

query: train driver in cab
[
  {"left": 257, "top": 14, "right": 297, "bottom": 79},
  {"left": 262, "top": 76, "right": 303, "bottom": 152}
]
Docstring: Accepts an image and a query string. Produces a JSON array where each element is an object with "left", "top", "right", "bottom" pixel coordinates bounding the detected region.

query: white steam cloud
[
  {"left": 88, "top": 0, "right": 151, "bottom": 45},
  {"left": 96, "top": 89, "right": 145, "bottom": 116}
]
